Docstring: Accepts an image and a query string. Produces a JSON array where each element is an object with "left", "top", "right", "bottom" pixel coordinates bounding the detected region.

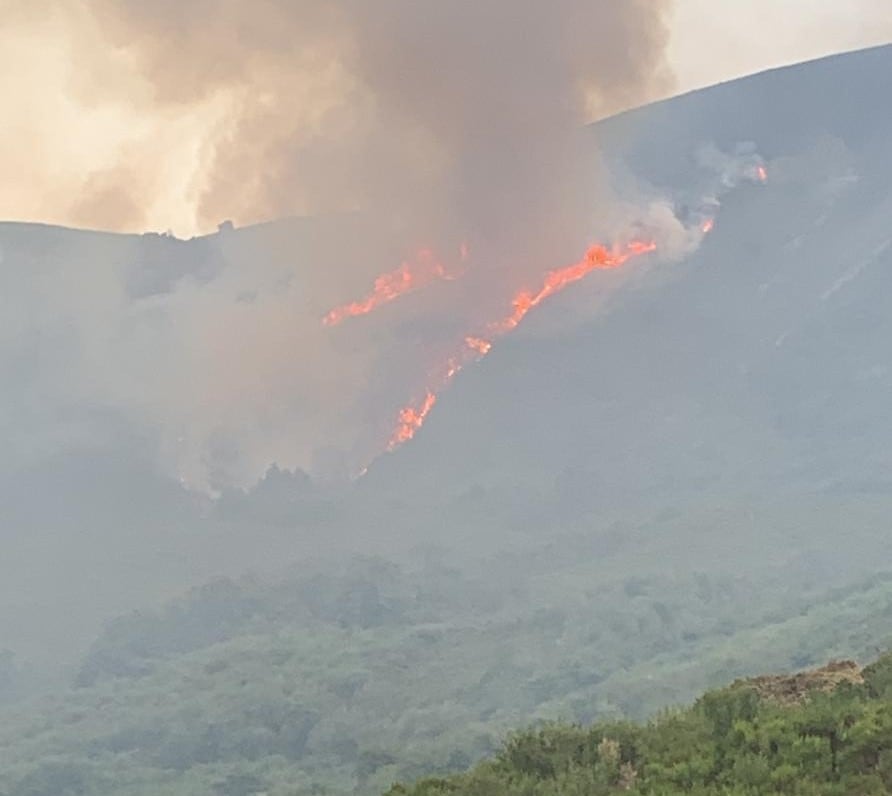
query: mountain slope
[
  {"left": 372, "top": 44, "right": 892, "bottom": 501},
  {"left": 1, "top": 45, "right": 892, "bottom": 691}
]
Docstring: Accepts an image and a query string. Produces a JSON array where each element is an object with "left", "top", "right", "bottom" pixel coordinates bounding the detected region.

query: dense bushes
[
  {"left": 390, "top": 655, "right": 892, "bottom": 795},
  {"left": 4, "top": 556, "right": 892, "bottom": 795}
]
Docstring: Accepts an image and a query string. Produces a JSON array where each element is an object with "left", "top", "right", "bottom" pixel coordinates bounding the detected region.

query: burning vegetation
[{"left": 321, "top": 155, "right": 767, "bottom": 470}]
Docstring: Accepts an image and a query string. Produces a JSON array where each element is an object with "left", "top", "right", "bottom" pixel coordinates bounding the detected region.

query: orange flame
[
  {"left": 491, "top": 239, "right": 657, "bottom": 333},
  {"left": 369, "top": 159, "right": 766, "bottom": 463},
  {"left": 465, "top": 336, "right": 492, "bottom": 355},
  {"left": 384, "top": 237, "right": 657, "bottom": 451},
  {"left": 323, "top": 247, "right": 464, "bottom": 326},
  {"left": 388, "top": 391, "right": 437, "bottom": 450}
]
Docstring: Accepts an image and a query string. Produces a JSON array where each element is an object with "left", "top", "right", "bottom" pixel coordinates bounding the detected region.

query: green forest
[
  {"left": 389, "top": 655, "right": 892, "bottom": 796},
  {"left": 3, "top": 525, "right": 892, "bottom": 796}
]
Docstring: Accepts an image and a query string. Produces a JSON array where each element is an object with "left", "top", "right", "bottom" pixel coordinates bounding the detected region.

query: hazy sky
[
  {"left": 0, "top": 1, "right": 889, "bottom": 236},
  {"left": 671, "top": 0, "right": 892, "bottom": 93}
]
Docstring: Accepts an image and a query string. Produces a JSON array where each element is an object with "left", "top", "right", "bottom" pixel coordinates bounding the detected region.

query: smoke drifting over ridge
[
  {"left": 0, "top": 142, "right": 765, "bottom": 493},
  {"left": 3, "top": 1, "right": 722, "bottom": 491}
]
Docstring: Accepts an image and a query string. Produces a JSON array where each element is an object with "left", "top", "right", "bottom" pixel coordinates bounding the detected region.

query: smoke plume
[
  {"left": 0, "top": 1, "right": 700, "bottom": 490},
  {"left": 2, "top": 0, "right": 674, "bottom": 235}
]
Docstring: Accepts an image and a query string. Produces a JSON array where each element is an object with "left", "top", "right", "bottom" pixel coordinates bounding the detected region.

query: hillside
[
  {"left": 388, "top": 654, "right": 892, "bottom": 796},
  {"left": 2, "top": 45, "right": 892, "bottom": 676},
  {"left": 3, "top": 545, "right": 892, "bottom": 796},
  {"left": 2, "top": 43, "right": 892, "bottom": 796},
  {"left": 373, "top": 42, "right": 892, "bottom": 500}
]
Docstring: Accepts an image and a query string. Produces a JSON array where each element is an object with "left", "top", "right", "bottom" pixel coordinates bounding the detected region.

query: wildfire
[
  {"left": 465, "top": 336, "right": 492, "bottom": 355},
  {"left": 365, "top": 156, "right": 766, "bottom": 462},
  {"left": 388, "top": 391, "right": 437, "bottom": 451},
  {"left": 323, "top": 247, "right": 465, "bottom": 326},
  {"left": 492, "top": 239, "right": 657, "bottom": 333},
  {"left": 384, "top": 236, "right": 658, "bottom": 451}
]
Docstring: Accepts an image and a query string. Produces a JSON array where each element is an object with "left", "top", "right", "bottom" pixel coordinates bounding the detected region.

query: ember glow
[
  {"left": 384, "top": 236, "right": 659, "bottom": 451},
  {"left": 492, "top": 239, "right": 658, "bottom": 333},
  {"left": 323, "top": 248, "right": 464, "bottom": 326},
  {"left": 388, "top": 391, "right": 437, "bottom": 451},
  {"left": 465, "top": 336, "right": 493, "bottom": 356},
  {"left": 355, "top": 153, "right": 766, "bottom": 466}
]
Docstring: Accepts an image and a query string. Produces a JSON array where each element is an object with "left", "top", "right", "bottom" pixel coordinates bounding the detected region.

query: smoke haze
[
  {"left": 0, "top": 1, "right": 673, "bottom": 235},
  {"left": 0, "top": 1, "right": 694, "bottom": 488}
]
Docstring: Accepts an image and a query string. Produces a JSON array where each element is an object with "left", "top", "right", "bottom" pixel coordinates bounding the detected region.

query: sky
[
  {"left": 671, "top": 0, "right": 892, "bottom": 93},
  {"left": 0, "top": 1, "right": 889, "bottom": 237}
]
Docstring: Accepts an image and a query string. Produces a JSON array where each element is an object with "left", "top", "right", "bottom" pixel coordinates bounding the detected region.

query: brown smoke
[
  {"left": 13, "top": 0, "right": 674, "bottom": 234},
  {"left": 0, "top": 0, "right": 678, "bottom": 489}
]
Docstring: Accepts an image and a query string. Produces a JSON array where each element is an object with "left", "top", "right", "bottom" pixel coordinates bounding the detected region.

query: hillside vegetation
[
  {"left": 389, "top": 655, "right": 892, "bottom": 796},
  {"left": 3, "top": 539, "right": 892, "bottom": 796}
]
